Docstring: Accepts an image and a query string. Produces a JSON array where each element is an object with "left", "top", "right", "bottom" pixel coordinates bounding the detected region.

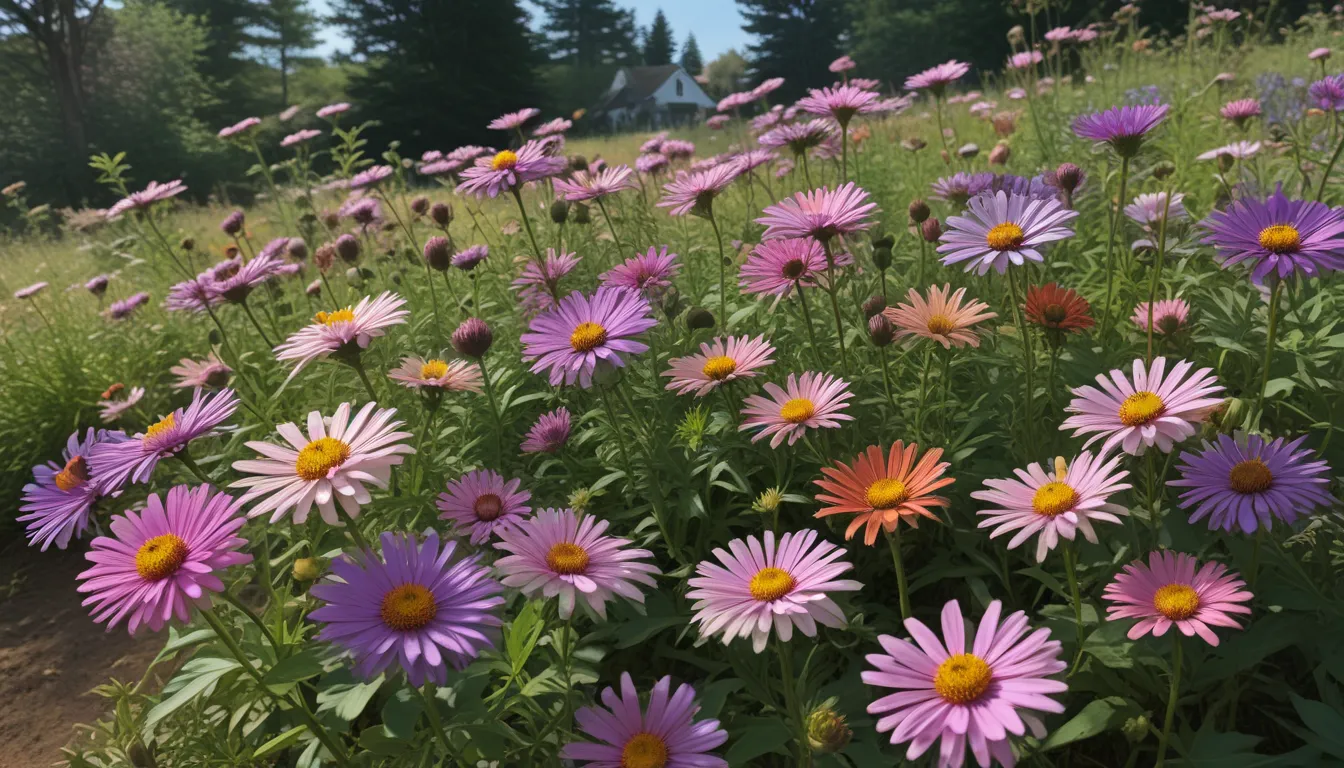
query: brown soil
[{"left": 0, "top": 541, "right": 161, "bottom": 767}]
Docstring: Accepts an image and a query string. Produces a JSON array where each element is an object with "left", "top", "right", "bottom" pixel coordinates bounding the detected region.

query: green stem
[
  {"left": 510, "top": 187, "right": 546, "bottom": 268},
  {"left": 885, "top": 527, "right": 912, "bottom": 620},
  {"left": 478, "top": 357, "right": 505, "bottom": 468},
  {"left": 1146, "top": 189, "right": 1173, "bottom": 364},
  {"left": 347, "top": 356, "right": 379, "bottom": 404},
  {"left": 595, "top": 197, "right": 624, "bottom": 268},
  {"left": 794, "top": 281, "right": 820, "bottom": 352},
  {"left": 176, "top": 451, "right": 217, "bottom": 486},
  {"left": 915, "top": 344, "right": 934, "bottom": 442},
  {"left": 1006, "top": 270, "right": 1036, "bottom": 455},
  {"left": 1253, "top": 280, "right": 1283, "bottom": 424},
  {"left": 334, "top": 498, "right": 374, "bottom": 554},
  {"left": 419, "top": 684, "right": 457, "bottom": 759},
  {"left": 1315, "top": 113, "right": 1344, "bottom": 202},
  {"left": 1061, "top": 545, "right": 1086, "bottom": 675},
  {"left": 1155, "top": 637, "right": 1183, "bottom": 768},
  {"left": 707, "top": 209, "right": 729, "bottom": 330},
  {"left": 775, "top": 640, "right": 811, "bottom": 768},
  {"left": 1099, "top": 156, "right": 1131, "bottom": 340},
  {"left": 240, "top": 300, "right": 275, "bottom": 348},
  {"left": 879, "top": 345, "right": 895, "bottom": 408},
  {"left": 820, "top": 240, "right": 851, "bottom": 376}
]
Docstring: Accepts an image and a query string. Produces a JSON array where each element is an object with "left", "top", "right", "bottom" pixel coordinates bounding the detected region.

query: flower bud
[
  {"left": 872, "top": 245, "right": 892, "bottom": 270},
  {"left": 989, "top": 142, "right": 1011, "bottom": 166},
  {"left": 908, "top": 199, "right": 930, "bottom": 223},
  {"left": 292, "top": 557, "right": 324, "bottom": 582},
  {"left": 686, "top": 306, "right": 715, "bottom": 330},
  {"left": 661, "top": 286, "right": 685, "bottom": 319},
  {"left": 921, "top": 217, "right": 942, "bottom": 243},
  {"left": 451, "top": 317, "right": 494, "bottom": 358},
  {"left": 550, "top": 198, "right": 570, "bottom": 224},
  {"left": 1152, "top": 161, "right": 1176, "bottom": 180},
  {"left": 567, "top": 486, "right": 596, "bottom": 513},
  {"left": 862, "top": 296, "right": 887, "bottom": 318},
  {"left": 306, "top": 278, "right": 323, "bottom": 296},
  {"left": 430, "top": 201, "right": 453, "bottom": 226},
  {"left": 1008, "top": 25, "right": 1026, "bottom": 45},
  {"left": 321, "top": 210, "right": 341, "bottom": 230},
  {"left": 872, "top": 233, "right": 895, "bottom": 249},
  {"left": 313, "top": 243, "right": 336, "bottom": 271},
  {"left": 752, "top": 487, "right": 784, "bottom": 515},
  {"left": 423, "top": 235, "right": 453, "bottom": 271},
  {"left": 220, "top": 210, "right": 245, "bottom": 236},
  {"left": 957, "top": 143, "right": 980, "bottom": 159},
  {"left": 286, "top": 238, "right": 308, "bottom": 261},
  {"left": 902, "top": 137, "right": 927, "bottom": 152},
  {"left": 1217, "top": 152, "right": 1236, "bottom": 173},
  {"left": 1122, "top": 715, "right": 1150, "bottom": 744},
  {"left": 180, "top": 237, "right": 195, "bottom": 252},
  {"left": 868, "top": 314, "right": 894, "bottom": 346},
  {"left": 127, "top": 741, "right": 156, "bottom": 768},
  {"left": 335, "top": 233, "right": 361, "bottom": 264},
  {"left": 570, "top": 155, "right": 589, "bottom": 172},
  {"left": 1054, "top": 162, "right": 1084, "bottom": 192},
  {"left": 806, "top": 706, "right": 853, "bottom": 754},
  {"left": 410, "top": 195, "right": 430, "bottom": 216},
  {"left": 572, "top": 202, "right": 591, "bottom": 224}
]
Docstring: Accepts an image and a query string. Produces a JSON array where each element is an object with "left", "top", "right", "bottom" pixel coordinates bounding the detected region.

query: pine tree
[
  {"left": 250, "top": 0, "right": 321, "bottom": 106},
  {"left": 736, "top": 0, "right": 851, "bottom": 101},
  {"left": 642, "top": 9, "right": 675, "bottom": 66},
  {"left": 535, "top": 0, "right": 641, "bottom": 67},
  {"left": 679, "top": 33, "right": 704, "bottom": 75}
]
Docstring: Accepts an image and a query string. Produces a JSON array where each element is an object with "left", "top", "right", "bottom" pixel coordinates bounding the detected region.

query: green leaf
[
  {"left": 381, "top": 687, "right": 423, "bottom": 740},
  {"left": 144, "top": 657, "right": 241, "bottom": 733},
  {"left": 724, "top": 717, "right": 793, "bottom": 764},
  {"left": 505, "top": 600, "right": 545, "bottom": 673},
  {"left": 1040, "top": 696, "right": 1137, "bottom": 750},
  {"left": 1263, "top": 378, "right": 1295, "bottom": 399},
  {"left": 1290, "top": 694, "right": 1344, "bottom": 758},
  {"left": 317, "top": 673, "right": 383, "bottom": 721},
  {"left": 253, "top": 725, "right": 308, "bottom": 758},
  {"left": 262, "top": 648, "right": 327, "bottom": 693}
]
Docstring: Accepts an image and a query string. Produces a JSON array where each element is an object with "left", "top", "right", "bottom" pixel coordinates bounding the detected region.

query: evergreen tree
[
  {"left": 249, "top": 0, "right": 321, "bottom": 107},
  {"left": 535, "top": 0, "right": 641, "bottom": 67},
  {"left": 160, "top": 0, "right": 268, "bottom": 124},
  {"left": 736, "top": 0, "right": 851, "bottom": 101},
  {"left": 334, "top": 0, "right": 540, "bottom": 155},
  {"left": 703, "top": 49, "right": 747, "bottom": 98},
  {"left": 642, "top": 9, "right": 675, "bottom": 66},
  {"left": 679, "top": 33, "right": 704, "bottom": 75}
]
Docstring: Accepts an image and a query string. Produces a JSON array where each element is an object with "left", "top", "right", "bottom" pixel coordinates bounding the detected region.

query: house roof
[{"left": 601, "top": 65, "right": 685, "bottom": 110}]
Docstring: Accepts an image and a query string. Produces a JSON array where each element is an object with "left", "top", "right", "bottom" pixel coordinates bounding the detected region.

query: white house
[{"left": 595, "top": 64, "right": 716, "bottom": 131}]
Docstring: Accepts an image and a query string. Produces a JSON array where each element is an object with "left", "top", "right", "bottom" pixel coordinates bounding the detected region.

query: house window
[{"left": 676, "top": 78, "right": 684, "bottom": 97}]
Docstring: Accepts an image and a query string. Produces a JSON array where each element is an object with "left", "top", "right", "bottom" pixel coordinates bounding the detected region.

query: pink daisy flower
[
  {"left": 717, "top": 91, "right": 756, "bottom": 112},
  {"left": 739, "top": 372, "right": 854, "bottom": 448},
  {"left": 758, "top": 119, "right": 835, "bottom": 157},
  {"left": 830, "top": 54, "right": 856, "bottom": 73},
  {"left": 494, "top": 508, "right": 660, "bottom": 619},
  {"left": 796, "top": 84, "right": 881, "bottom": 126},
  {"left": 752, "top": 77, "right": 785, "bottom": 100},
  {"left": 636, "top": 152, "right": 670, "bottom": 175},
  {"left": 973, "top": 453, "right": 1132, "bottom": 562},
  {"left": 170, "top": 352, "right": 232, "bottom": 390},
  {"left": 98, "top": 386, "right": 145, "bottom": 423},
  {"left": 600, "top": 245, "right": 681, "bottom": 298},
  {"left": 437, "top": 469, "right": 532, "bottom": 544},
  {"left": 1103, "top": 551, "right": 1253, "bottom": 646},
  {"left": 533, "top": 117, "right": 572, "bottom": 137},
  {"left": 522, "top": 407, "right": 572, "bottom": 454},
  {"left": 905, "top": 60, "right": 972, "bottom": 94},
  {"left": 487, "top": 107, "right": 540, "bottom": 131},
  {"left": 513, "top": 249, "right": 581, "bottom": 306},
  {"left": 230, "top": 402, "right": 414, "bottom": 524},
  {"left": 349, "top": 164, "right": 394, "bottom": 190},
  {"left": 662, "top": 335, "right": 776, "bottom": 397},
  {"left": 937, "top": 190, "right": 1079, "bottom": 275},
  {"left": 76, "top": 485, "right": 252, "bottom": 634},
  {"left": 554, "top": 164, "right": 637, "bottom": 202},
  {"left": 687, "top": 528, "right": 862, "bottom": 653},
  {"left": 1220, "top": 98, "right": 1262, "bottom": 126},
  {"left": 105, "top": 180, "right": 187, "bottom": 220},
  {"left": 19, "top": 428, "right": 127, "bottom": 551},
  {"left": 457, "top": 141, "right": 567, "bottom": 199},
  {"left": 387, "top": 356, "right": 483, "bottom": 392},
  {"left": 316, "top": 102, "right": 350, "bottom": 118},
  {"left": 657, "top": 165, "right": 741, "bottom": 218},
  {"left": 739, "top": 238, "right": 831, "bottom": 298},
  {"left": 1009, "top": 50, "right": 1044, "bottom": 70},
  {"left": 660, "top": 139, "right": 696, "bottom": 160},
  {"left": 883, "top": 285, "right": 997, "bottom": 349},
  {"left": 706, "top": 114, "right": 731, "bottom": 130},
  {"left": 88, "top": 389, "right": 239, "bottom": 490},
  {"left": 1061, "top": 358, "right": 1224, "bottom": 456},
  {"left": 756, "top": 182, "right": 878, "bottom": 244},
  {"left": 209, "top": 253, "right": 285, "bottom": 303},
  {"left": 1310, "top": 47, "right": 1332, "bottom": 60},
  {"left": 1132, "top": 298, "right": 1190, "bottom": 335},
  {"left": 863, "top": 599, "right": 1067, "bottom": 767},
  {"left": 563, "top": 672, "right": 729, "bottom": 768},
  {"left": 520, "top": 287, "right": 657, "bottom": 388},
  {"left": 217, "top": 117, "right": 261, "bottom": 139},
  {"left": 281, "top": 128, "right": 321, "bottom": 147},
  {"left": 275, "top": 292, "right": 409, "bottom": 380}
]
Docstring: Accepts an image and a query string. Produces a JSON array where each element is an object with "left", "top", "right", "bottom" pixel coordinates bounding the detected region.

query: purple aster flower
[
  {"left": 717, "top": 91, "right": 756, "bottom": 112},
  {"left": 796, "top": 84, "right": 881, "bottom": 126},
  {"left": 488, "top": 108, "right": 540, "bottom": 131},
  {"left": 452, "top": 244, "right": 489, "bottom": 271},
  {"left": 640, "top": 133, "right": 669, "bottom": 154},
  {"left": 758, "top": 119, "right": 835, "bottom": 157},
  {"left": 349, "top": 165, "right": 394, "bottom": 190},
  {"left": 218, "top": 117, "right": 261, "bottom": 139},
  {"left": 85, "top": 274, "right": 111, "bottom": 297},
  {"left": 309, "top": 531, "right": 503, "bottom": 685},
  {"left": 657, "top": 165, "right": 741, "bottom": 218},
  {"left": 437, "top": 470, "right": 531, "bottom": 544},
  {"left": 1199, "top": 186, "right": 1344, "bottom": 282},
  {"left": 600, "top": 246, "right": 681, "bottom": 298},
  {"left": 165, "top": 276, "right": 220, "bottom": 313},
  {"left": 1072, "top": 103, "right": 1169, "bottom": 157},
  {"left": 939, "top": 191, "right": 1078, "bottom": 275},
  {"left": 905, "top": 60, "right": 971, "bottom": 95},
  {"left": 931, "top": 172, "right": 995, "bottom": 206},
  {"left": 513, "top": 249, "right": 580, "bottom": 306},
  {"left": 706, "top": 114, "right": 731, "bottom": 130},
  {"left": 1009, "top": 50, "right": 1045, "bottom": 70},
  {"left": 522, "top": 407, "right": 571, "bottom": 454},
  {"left": 554, "top": 164, "right": 637, "bottom": 202},
  {"left": 14, "top": 281, "right": 48, "bottom": 299},
  {"left": 281, "top": 129, "right": 321, "bottom": 148},
  {"left": 1220, "top": 98, "right": 1262, "bottom": 126},
  {"left": 88, "top": 388, "right": 239, "bottom": 490},
  {"left": 209, "top": 254, "right": 284, "bottom": 303},
  {"left": 756, "top": 182, "right": 878, "bottom": 244},
  {"left": 419, "top": 157, "right": 465, "bottom": 177},
  {"left": 170, "top": 352, "right": 232, "bottom": 390},
  {"left": 98, "top": 385, "right": 145, "bottom": 423},
  {"left": 1310, "top": 74, "right": 1344, "bottom": 110},
  {"left": 106, "top": 180, "right": 187, "bottom": 220},
  {"left": 220, "top": 210, "right": 245, "bottom": 236},
  {"left": 457, "top": 142, "right": 567, "bottom": 199},
  {"left": 1171, "top": 433, "right": 1336, "bottom": 533},
  {"left": 316, "top": 102, "right": 350, "bottom": 118},
  {"left": 19, "top": 428, "right": 127, "bottom": 550},
  {"left": 521, "top": 287, "right": 657, "bottom": 388},
  {"left": 660, "top": 139, "right": 696, "bottom": 160},
  {"left": 730, "top": 149, "right": 778, "bottom": 177},
  {"left": 562, "top": 673, "right": 729, "bottom": 767},
  {"left": 339, "top": 195, "right": 382, "bottom": 228},
  {"left": 636, "top": 152, "right": 670, "bottom": 175},
  {"left": 533, "top": 117, "right": 572, "bottom": 137},
  {"left": 1125, "top": 192, "right": 1188, "bottom": 229},
  {"left": 104, "top": 291, "right": 150, "bottom": 321}
]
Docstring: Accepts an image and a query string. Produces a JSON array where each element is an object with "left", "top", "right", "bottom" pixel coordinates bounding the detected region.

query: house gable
[{"left": 649, "top": 68, "right": 715, "bottom": 109}]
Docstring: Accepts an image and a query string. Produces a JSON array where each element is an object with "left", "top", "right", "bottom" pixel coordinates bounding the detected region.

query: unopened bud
[
  {"left": 902, "top": 137, "right": 927, "bottom": 152},
  {"left": 989, "top": 142, "right": 1011, "bottom": 166},
  {"left": 423, "top": 235, "right": 453, "bottom": 271},
  {"left": 1153, "top": 161, "right": 1176, "bottom": 180},
  {"left": 1122, "top": 715, "right": 1150, "bottom": 744},
  {"left": 872, "top": 245, "right": 892, "bottom": 270},
  {"left": 220, "top": 210, "right": 245, "bottom": 236},
  {"left": 752, "top": 487, "right": 784, "bottom": 514},
  {"left": 957, "top": 143, "right": 979, "bottom": 159},
  {"left": 686, "top": 306, "right": 715, "bottom": 330},
  {"left": 292, "top": 557, "right": 324, "bottom": 582},
  {"left": 410, "top": 196, "right": 430, "bottom": 216},
  {"left": 921, "top": 217, "right": 942, "bottom": 243},
  {"left": 1217, "top": 153, "right": 1236, "bottom": 173},
  {"left": 550, "top": 198, "right": 570, "bottom": 224},
  {"left": 1054, "top": 162, "right": 1084, "bottom": 192},
  {"left": 806, "top": 706, "right": 853, "bottom": 754},
  {"left": 573, "top": 202, "right": 591, "bottom": 224},
  {"left": 313, "top": 243, "right": 336, "bottom": 271},
  {"left": 869, "top": 314, "right": 894, "bottom": 346},
  {"left": 1008, "top": 25, "right": 1026, "bottom": 45},
  {"left": 335, "top": 233, "right": 360, "bottom": 264},
  {"left": 180, "top": 237, "right": 195, "bottom": 252},
  {"left": 287, "top": 238, "right": 308, "bottom": 261},
  {"left": 430, "top": 201, "right": 453, "bottom": 226},
  {"left": 451, "top": 317, "right": 494, "bottom": 358},
  {"left": 862, "top": 296, "right": 887, "bottom": 318},
  {"left": 908, "top": 199, "right": 930, "bottom": 223},
  {"left": 570, "top": 155, "right": 589, "bottom": 172}
]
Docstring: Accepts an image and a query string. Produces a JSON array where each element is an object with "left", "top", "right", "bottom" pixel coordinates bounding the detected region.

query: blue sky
[{"left": 310, "top": 0, "right": 749, "bottom": 62}]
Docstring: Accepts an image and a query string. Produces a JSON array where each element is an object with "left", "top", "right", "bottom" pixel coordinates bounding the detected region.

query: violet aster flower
[
  {"left": 522, "top": 407, "right": 571, "bottom": 454},
  {"left": 338, "top": 195, "right": 382, "bottom": 228},
  {"left": 660, "top": 139, "right": 696, "bottom": 160},
  {"left": 494, "top": 508, "right": 660, "bottom": 619},
  {"left": 218, "top": 117, "right": 261, "bottom": 138},
  {"left": 521, "top": 287, "right": 657, "bottom": 388},
  {"left": 1310, "top": 47, "right": 1332, "bottom": 61},
  {"left": 717, "top": 91, "right": 757, "bottom": 112},
  {"left": 1009, "top": 50, "right": 1044, "bottom": 69},
  {"left": 937, "top": 190, "right": 1079, "bottom": 275},
  {"left": 98, "top": 386, "right": 145, "bottom": 423},
  {"left": 639, "top": 132, "right": 668, "bottom": 153},
  {"left": 796, "top": 84, "right": 881, "bottom": 126},
  {"left": 488, "top": 107, "right": 540, "bottom": 131},
  {"left": 457, "top": 142, "right": 566, "bottom": 199},
  {"left": 387, "top": 356, "right": 482, "bottom": 392},
  {"left": 1125, "top": 192, "right": 1188, "bottom": 228},
  {"left": 1103, "top": 551, "right": 1252, "bottom": 646},
  {"left": 533, "top": 117, "right": 572, "bottom": 137},
  {"left": 863, "top": 599, "right": 1066, "bottom": 767},
  {"left": 165, "top": 276, "right": 220, "bottom": 314},
  {"left": 88, "top": 388, "right": 239, "bottom": 489},
  {"left": 636, "top": 152, "right": 670, "bottom": 175},
  {"left": 739, "top": 372, "right": 854, "bottom": 448},
  {"left": 663, "top": 335, "right": 775, "bottom": 397},
  {"left": 76, "top": 485, "right": 251, "bottom": 634},
  {"left": 85, "top": 274, "right": 111, "bottom": 297},
  {"left": 452, "top": 244, "right": 489, "bottom": 271},
  {"left": 1072, "top": 103, "right": 1169, "bottom": 157},
  {"left": 1199, "top": 187, "right": 1344, "bottom": 282},
  {"left": 756, "top": 182, "right": 878, "bottom": 244},
  {"left": 706, "top": 114, "right": 730, "bottom": 130},
  {"left": 171, "top": 352, "right": 232, "bottom": 390},
  {"left": 349, "top": 164, "right": 394, "bottom": 190},
  {"left": 231, "top": 402, "right": 414, "bottom": 524},
  {"left": 758, "top": 119, "right": 836, "bottom": 157},
  {"left": 730, "top": 148, "right": 778, "bottom": 177},
  {"left": 739, "top": 238, "right": 830, "bottom": 297},
  {"left": 1196, "top": 140, "right": 1262, "bottom": 162},
  {"left": 19, "top": 428, "right": 127, "bottom": 551},
  {"left": 1220, "top": 98, "right": 1262, "bottom": 127},
  {"left": 600, "top": 245, "right": 681, "bottom": 297},
  {"left": 1170, "top": 433, "right": 1336, "bottom": 533},
  {"left": 657, "top": 165, "right": 741, "bottom": 218},
  {"left": 753, "top": 77, "right": 785, "bottom": 100},
  {"left": 554, "top": 164, "right": 636, "bottom": 202},
  {"left": 513, "top": 249, "right": 580, "bottom": 308},
  {"left": 316, "top": 102, "right": 350, "bottom": 118},
  {"left": 1061, "top": 357, "right": 1225, "bottom": 456},
  {"left": 563, "top": 673, "right": 729, "bottom": 768},
  {"left": 275, "top": 292, "right": 410, "bottom": 380},
  {"left": 829, "top": 54, "right": 856, "bottom": 73},
  {"left": 688, "top": 528, "right": 861, "bottom": 652},
  {"left": 281, "top": 129, "right": 321, "bottom": 148},
  {"left": 437, "top": 469, "right": 532, "bottom": 544},
  {"left": 1132, "top": 298, "right": 1190, "bottom": 335},
  {"left": 309, "top": 531, "right": 502, "bottom": 684},
  {"left": 973, "top": 453, "right": 1131, "bottom": 562},
  {"left": 1045, "top": 26, "right": 1074, "bottom": 42},
  {"left": 211, "top": 253, "right": 285, "bottom": 303},
  {"left": 905, "top": 60, "right": 971, "bottom": 95},
  {"left": 104, "top": 291, "right": 150, "bottom": 321},
  {"left": 419, "top": 157, "right": 465, "bottom": 177},
  {"left": 106, "top": 180, "right": 187, "bottom": 220}
]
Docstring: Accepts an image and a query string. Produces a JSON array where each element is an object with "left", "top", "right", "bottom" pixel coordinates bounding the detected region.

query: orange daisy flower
[
  {"left": 814, "top": 442, "right": 955, "bottom": 544},
  {"left": 1024, "top": 283, "right": 1093, "bottom": 334},
  {"left": 883, "top": 284, "right": 996, "bottom": 349}
]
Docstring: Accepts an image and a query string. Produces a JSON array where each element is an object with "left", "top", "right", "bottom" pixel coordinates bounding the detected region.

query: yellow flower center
[
  {"left": 1228, "top": 458, "right": 1273, "bottom": 494},
  {"left": 748, "top": 566, "right": 796, "bottom": 602},
  {"left": 779, "top": 397, "right": 816, "bottom": 423},
  {"left": 1042, "top": 303, "right": 1068, "bottom": 325},
  {"left": 473, "top": 493, "right": 504, "bottom": 521},
  {"left": 419, "top": 359, "right": 449, "bottom": 380},
  {"left": 926, "top": 314, "right": 956, "bottom": 335},
  {"left": 546, "top": 542, "right": 590, "bottom": 574},
  {"left": 1118, "top": 391, "right": 1165, "bottom": 427},
  {"left": 702, "top": 355, "right": 738, "bottom": 380},
  {"left": 986, "top": 222, "right": 1026, "bottom": 251},
  {"left": 491, "top": 150, "right": 519, "bottom": 171},
  {"left": 1031, "top": 481, "right": 1078, "bottom": 517},
  {"left": 143, "top": 413, "right": 176, "bottom": 445},
  {"left": 379, "top": 583, "right": 438, "bottom": 631},
  {"left": 1152, "top": 583, "right": 1200, "bottom": 620},
  {"left": 54, "top": 455, "right": 89, "bottom": 492},
  {"left": 620, "top": 732, "right": 669, "bottom": 768},
  {"left": 933, "top": 653, "right": 993, "bottom": 704},
  {"left": 1257, "top": 224, "right": 1301, "bottom": 254},
  {"left": 294, "top": 437, "right": 351, "bottom": 481},
  {"left": 865, "top": 478, "right": 910, "bottom": 509},
  {"left": 570, "top": 321, "right": 608, "bottom": 353},
  {"left": 135, "top": 533, "right": 189, "bottom": 581},
  {"left": 315, "top": 308, "right": 355, "bottom": 325}
]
